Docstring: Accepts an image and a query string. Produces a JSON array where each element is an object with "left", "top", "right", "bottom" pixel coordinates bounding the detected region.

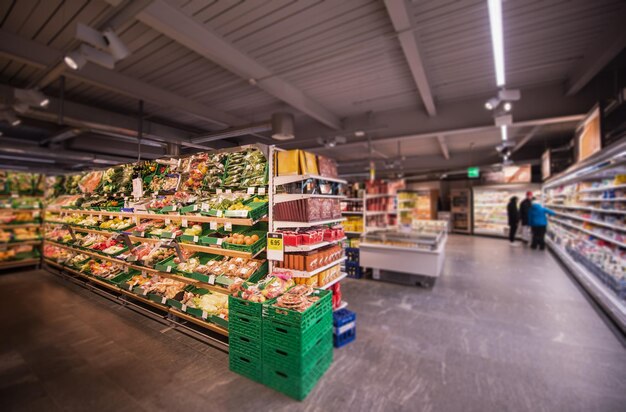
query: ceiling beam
[
  {"left": 0, "top": 29, "right": 245, "bottom": 128},
  {"left": 512, "top": 126, "right": 541, "bottom": 153},
  {"left": 281, "top": 82, "right": 593, "bottom": 151},
  {"left": 39, "top": 128, "right": 82, "bottom": 146},
  {"left": 566, "top": 5, "right": 626, "bottom": 96},
  {"left": 384, "top": 0, "right": 436, "bottom": 116},
  {"left": 132, "top": 0, "right": 341, "bottom": 130},
  {"left": 435, "top": 135, "right": 449, "bottom": 160}
]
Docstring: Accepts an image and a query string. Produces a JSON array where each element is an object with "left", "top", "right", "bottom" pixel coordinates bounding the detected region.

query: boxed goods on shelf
[
  {"left": 275, "top": 149, "right": 319, "bottom": 176},
  {"left": 274, "top": 244, "right": 342, "bottom": 272},
  {"left": 273, "top": 198, "right": 341, "bottom": 222}
]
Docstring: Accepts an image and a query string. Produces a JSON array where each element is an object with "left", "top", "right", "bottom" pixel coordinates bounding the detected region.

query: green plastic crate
[
  {"left": 263, "top": 312, "right": 332, "bottom": 354},
  {"left": 229, "top": 331, "right": 262, "bottom": 354},
  {"left": 175, "top": 253, "right": 222, "bottom": 281},
  {"left": 229, "top": 348, "right": 262, "bottom": 383},
  {"left": 222, "top": 230, "right": 266, "bottom": 255},
  {"left": 154, "top": 255, "right": 178, "bottom": 273},
  {"left": 229, "top": 295, "right": 265, "bottom": 317},
  {"left": 262, "top": 289, "right": 332, "bottom": 329},
  {"left": 261, "top": 348, "right": 333, "bottom": 401},
  {"left": 263, "top": 330, "right": 332, "bottom": 376},
  {"left": 229, "top": 310, "right": 262, "bottom": 339}
]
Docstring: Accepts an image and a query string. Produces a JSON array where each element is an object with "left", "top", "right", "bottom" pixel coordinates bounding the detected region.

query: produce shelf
[
  {"left": 0, "top": 240, "right": 42, "bottom": 246},
  {"left": 0, "top": 223, "right": 41, "bottom": 229},
  {"left": 273, "top": 218, "right": 346, "bottom": 229},
  {"left": 273, "top": 194, "right": 345, "bottom": 203},
  {"left": 364, "top": 193, "right": 395, "bottom": 199},
  {"left": 43, "top": 258, "right": 229, "bottom": 336},
  {"left": 320, "top": 272, "right": 347, "bottom": 289},
  {"left": 273, "top": 174, "right": 347, "bottom": 185},
  {"left": 0, "top": 259, "right": 40, "bottom": 269},
  {"left": 280, "top": 257, "right": 346, "bottom": 278},
  {"left": 284, "top": 237, "right": 346, "bottom": 252},
  {"left": 47, "top": 225, "right": 260, "bottom": 259},
  {"left": 50, "top": 208, "right": 263, "bottom": 226},
  {"left": 43, "top": 241, "right": 233, "bottom": 294}
]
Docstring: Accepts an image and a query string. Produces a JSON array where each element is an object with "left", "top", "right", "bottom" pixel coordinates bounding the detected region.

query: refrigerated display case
[
  {"left": 450, "top": 189, "right": 471, "bottom": 234},
  {"left": 543, "top": 140, "right": 626, "bottom": 333},
  {"left": 359, "top": 225, "right": 447, "bottom": 285},
  {"left": 473, "top": 184, "right": 540, "bottom": 237}
]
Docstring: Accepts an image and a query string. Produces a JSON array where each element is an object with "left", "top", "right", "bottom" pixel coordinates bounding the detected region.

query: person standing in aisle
[
  {"left": 519, "top": 191, "right": 533, "bottom": 244},
  {"left": 507, "top": 196, "right": 520, "bottom": 246},
  {"left": 528, "top": 199, "right": 556, "bottom": 250}
]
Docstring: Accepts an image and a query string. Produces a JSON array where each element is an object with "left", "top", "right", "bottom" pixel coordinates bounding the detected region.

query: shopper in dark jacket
[
  {"left": 519, "top": 191, "right": 533, "bottom": 243},
  {"left": 507, "top": 196, "right": 520, "bottom": 245},
  {"left": 528, "top": 201, "right": 556, "bottom": 250}
]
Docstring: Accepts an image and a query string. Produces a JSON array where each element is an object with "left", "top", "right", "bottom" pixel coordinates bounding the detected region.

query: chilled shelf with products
[
  {"left": 0, "top": 171, "right": 44, "bottom": 269},
  {"left": 472, "top": 185, "right": 540, "bottom": 237},
  {"left": 544, "top": 141, "right": 626, "bottom": 333},
  {"left": 450, "top": 189, "right": 472, "bottom": 234}
]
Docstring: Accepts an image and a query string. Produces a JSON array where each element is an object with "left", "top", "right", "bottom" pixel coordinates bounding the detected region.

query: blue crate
[
  {"left": 333, "top": 309, "right": 356, "bottom": 348},
  {"left": 346, "top": 265, "right": 362, "bottom": 279}
]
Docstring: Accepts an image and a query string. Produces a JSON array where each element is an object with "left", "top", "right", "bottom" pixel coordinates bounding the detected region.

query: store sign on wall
[{"left": 467, "top": 167, "right": 480, "bottom": 178}]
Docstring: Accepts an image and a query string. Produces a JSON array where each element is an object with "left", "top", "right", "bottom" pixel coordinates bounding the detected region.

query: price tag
[
  {"left": 165, "top": 218, "right": 171, "bottom": 225},
  {"left": 216, "top": 210, "right": 223, "bottom": 217},
  {"left": 143, "top": 289, "right": 148, "bottom": 296},
  {"left": 216, "top": 238, "right": 223, "bottom": 246},
  {"left": 226, "top": 189, "right": 232, "bottom": 193},
  {"left": 193, "top": 236, "right": 199, "bottom": 243},
  {"left": 166, "top": 266, "right": 172, "bottom": 272},
  {"left": 266, "top": 233, "right": 284, "bottom": 261},
  {"left": 224, "top": 222, "right": 232, "bottom": 232},
  {"left": 181, "top": 219, "right": 188, "bottom": 228},
  {"left": 132, "top": 178, "right": 143, "bottom": 198},
  {"left": 247, "top": 187, "right": 255, "bottom": 195},
  {"left": 216, "top": 188, "right": 223, "bottom": 194},
  {"left": 181, "top": 304, "right": 187, "bottom": 312},
  {"left": 98, "top": 214, "right": 103, "bottom": 220},
  {"left": 258, "top": 187, "right": 266, "bottom": 196},
  {"left": 210, "top": 221, "right": 218, "bottom": 230},
  {"left": 208, "top": 274, "right": 215, "bottom": 285},
  {"left": 161, "top": 297, "right": 167, "bottom": 304},
  {"left": 202, "top": 311, "right": 208, "bottom": 319},
  {"left": 201, "top": 203, "right": 209, "bottom": 212},
  {"left": 141, "top": 270, "right": 147, "bottom": 276},
  {"left": 192, "top": 205, "right": 199, "bottom": 212},
  {"left": 171, "top": 206, "right": 177, "bottom": 212}
]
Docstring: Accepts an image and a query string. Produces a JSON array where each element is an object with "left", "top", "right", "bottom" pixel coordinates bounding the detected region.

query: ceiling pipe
[
  {"left": 0, "top": 142, "right": 128, "bottom": 165},
  {"left": 192, "top": 122, "right": 272, "bottom": 144}
]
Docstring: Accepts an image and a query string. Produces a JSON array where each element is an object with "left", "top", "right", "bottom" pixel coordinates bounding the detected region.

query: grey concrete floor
[{"left": 1, "top": 235, "right": 625, "bottom": 412}]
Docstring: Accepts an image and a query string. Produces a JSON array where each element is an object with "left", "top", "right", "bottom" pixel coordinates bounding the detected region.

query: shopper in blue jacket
[{"left": 528, "top": 200, "right": 556, "bottom": 250}]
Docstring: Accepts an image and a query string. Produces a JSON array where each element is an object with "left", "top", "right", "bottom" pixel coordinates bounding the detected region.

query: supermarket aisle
[{"left": 1, "top": 235, "right": 625, "bottom": 412}]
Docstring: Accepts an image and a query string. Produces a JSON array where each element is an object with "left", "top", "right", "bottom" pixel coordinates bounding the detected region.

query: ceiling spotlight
[
  {"left": 485, "top": 97, "right": 500, "bottom": 110},
  {"left": 500, "top": 125, "right": 508, "bottom": 141},
  {"left": 354, "top": 130, "right": 365, "bottom": 137},
  {"left": 64, "top": 49, "right": 87, "bottom": 70},
  {"left": 40, "top": 98, "right": 49, "bottom": 108},
  {"left": 503, "top": 102, "right": 512, "bottom": 112},
  {"left": 14, "top": 88, "right": 50, "bottom": 108},
  {"left": 11, "top": 118, "right": 21, "bottom": 127}
]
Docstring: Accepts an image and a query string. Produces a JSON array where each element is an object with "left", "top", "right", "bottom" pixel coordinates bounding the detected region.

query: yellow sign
[{"left": 266, "top": 233, "right": 284, "bottom": 261}]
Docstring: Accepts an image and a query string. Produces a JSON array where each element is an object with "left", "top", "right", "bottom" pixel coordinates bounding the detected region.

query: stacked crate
[
  {"left": 228, "top": 297, "right": 264, "bottom": 382},
  {"left": 333, "top": 308, "right": 356, "bottom": 348},
  {"left": 261, "top": 289, "right": 334, "bottom": 400}
]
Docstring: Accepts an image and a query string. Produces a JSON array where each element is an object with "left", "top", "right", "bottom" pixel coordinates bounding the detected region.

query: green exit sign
[{"left": 468, "top": 167, "right": 480, "bottom": 178}]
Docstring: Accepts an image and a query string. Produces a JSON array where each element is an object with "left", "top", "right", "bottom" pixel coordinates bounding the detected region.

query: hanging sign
[
  {"left": 467, "top": 167, "right": 480, "bottom": 179},
  {"left": 266, "top": 233, "right": 284, "bottom": 261}
]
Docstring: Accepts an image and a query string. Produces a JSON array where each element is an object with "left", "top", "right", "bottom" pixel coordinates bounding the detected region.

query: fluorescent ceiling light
[
  {"left": 488, "top": 0, "right": 505, "bottom": 87},
  {"left": 500, "top": 125, "right": 508, "bottom": 141}
]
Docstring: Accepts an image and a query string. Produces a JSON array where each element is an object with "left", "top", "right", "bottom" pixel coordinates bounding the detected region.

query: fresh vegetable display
[
  {"left": 135, "top": 275, "right": 186, "bottom": 299},
  {"left": 78, "top": 171, "right": 103, "bottom": 194},
  {"left": 82, "top": 260, "right": 124, "bottom": 279},
  {"left": 229, "top": 274, "right": 295, "bottom": 303},
  {"left": 274, "top": 284, "right": 320, "bottom": 312},
  {"left": 99, "top": 217, "right": 133, "bottom": 231},
  {"left": 223, "top": 148, "right": 267, "bottom": 188},
  {"left": 223, "top": 232, "right": 259, "bottom": 246},
  {"left": 181, "top": 291, "right": 228, "bottom": 320}
]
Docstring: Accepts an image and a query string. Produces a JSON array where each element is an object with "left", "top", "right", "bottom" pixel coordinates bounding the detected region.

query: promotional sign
[{"left": 266, "top": 232, "right": 284, "bottom": 261}]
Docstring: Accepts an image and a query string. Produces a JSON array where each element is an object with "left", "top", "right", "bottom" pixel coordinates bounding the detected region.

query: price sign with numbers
[{"left": 266, "top": 233, "right": 284, "bottom": 261}]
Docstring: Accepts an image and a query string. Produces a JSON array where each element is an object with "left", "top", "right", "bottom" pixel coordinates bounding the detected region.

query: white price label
[
  {"left": 226, "top": 189, "right": 232, "bottom": 194},
  {"left": 161, "top": 297, "right": 167, "bottom": 304},
  {"left": 258, "top": 187, "right": 266, "bottom": 196},
  {"left": 216, "top": 188, "right": 223, "bottom": 194},
  {"left": 171, "top": 206, "right": 177, "bottom": 212},
  {"left": 193, "top": 236, "right": 199, "bottom": 243},
  {"left": 165, "top": 218, "right": 171, "bottom": 225},
  {"left": 208, "top": 274, "right": 215, "bottom": 285},
  {"left": 201, "top": 203, "right": 209, "bottom": 212},
  {"left": 224, "top": 222, "right": 232, "bottom": 232},
  {"left": 266, "top": 233, "right": 284, "bottom": 261},
  {"left": 182, "top": 219, "right": 188, "bottom": 228},
  {"left": 216, "top": 210, "right": 223, "bottom": 217},
  {"left": 247, "top": 187, "right": 255, "bottom": 194},
  {"left": 166, "top": 266, "right": 172, "bottom": 272},
  {"left": 216, "top": 238, "right": 223, "bottom": 246},
  {"left": 181, "top": 304, "right": 187, "bottom": 312},
  {"left": 192, "top": 205, "right": 198, "bottom": 212},
  {"left": 210, "top": 221, "right": 218, "bottom": 230},
  {"left": 143, "top": 289, "right": 148, "bottom": 296},
  {"left": 98, "top": 214, "right": 103, "bottom": 220},
  {"left": 202, "top": 311, "right": 208, "bottom": 319}
]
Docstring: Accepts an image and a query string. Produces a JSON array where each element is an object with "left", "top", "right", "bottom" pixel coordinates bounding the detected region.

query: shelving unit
[
  {"left": 450, "top": 189, "right": 472, "bottom": 234},
  {"left": 543, "top": 140, "right": 626, "bottom": 334},
  {"left": 0, "top": 191, "right": 43, "bottom": 270}
]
